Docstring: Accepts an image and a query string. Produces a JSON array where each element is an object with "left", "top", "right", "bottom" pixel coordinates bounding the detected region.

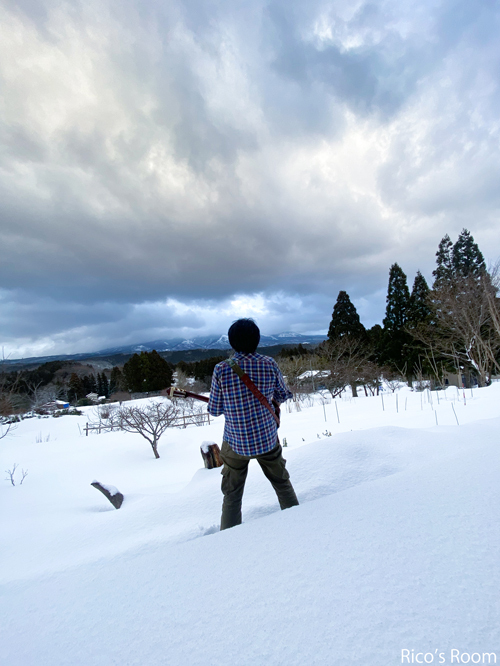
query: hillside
[{"left": 1, "top": 384, "right": 499, "bottom": 665}]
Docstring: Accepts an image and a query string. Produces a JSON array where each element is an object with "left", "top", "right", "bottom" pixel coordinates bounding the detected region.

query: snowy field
[{"left": 1, "top": 384, "right": 499, "bottom": 666}]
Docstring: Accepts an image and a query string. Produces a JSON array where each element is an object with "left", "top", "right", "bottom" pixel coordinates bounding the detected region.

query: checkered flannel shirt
[{"left": 208, "top": 352, "right": 293, "bottom": 456}]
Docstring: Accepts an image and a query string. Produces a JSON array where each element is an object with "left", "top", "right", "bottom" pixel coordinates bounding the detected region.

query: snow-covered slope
[{"left": 1, "top": 385, "right": 499, "bottom": 665}]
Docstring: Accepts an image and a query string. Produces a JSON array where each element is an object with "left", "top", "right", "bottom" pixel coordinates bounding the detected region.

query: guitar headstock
[{"left": 168, "top": 387, "right": 188, "bottom": 399}]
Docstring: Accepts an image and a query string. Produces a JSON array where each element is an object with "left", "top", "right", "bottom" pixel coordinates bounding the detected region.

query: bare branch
[{"left": 5, "top": 463, "right": 18, "bottom": 486}]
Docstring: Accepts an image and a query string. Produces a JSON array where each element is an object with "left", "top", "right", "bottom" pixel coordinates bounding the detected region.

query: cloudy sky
[{"left": 1, "top": 0, "right": 500, "bottom": 358}]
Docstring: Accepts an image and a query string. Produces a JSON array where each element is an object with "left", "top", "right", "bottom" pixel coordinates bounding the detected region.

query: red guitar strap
[{"left": 227, "top": 358, "right": 280, "bottom": 427}]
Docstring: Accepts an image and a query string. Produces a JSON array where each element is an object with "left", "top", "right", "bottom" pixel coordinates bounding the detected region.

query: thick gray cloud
[{"left": 1, "top": 0, "right": 499, "bottom": 357}]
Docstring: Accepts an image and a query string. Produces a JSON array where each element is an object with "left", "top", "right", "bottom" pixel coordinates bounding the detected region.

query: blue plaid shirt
[{"left": 208, "top": 352, "right": 293, "bottom": 456}]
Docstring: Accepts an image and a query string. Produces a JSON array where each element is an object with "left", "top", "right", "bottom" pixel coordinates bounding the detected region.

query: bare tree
[
  {"left": 382, "top": 370, "right": 405, "bottom": 393},
  {"left": 486, "top": 260, "right": 500, "bottom": 343},
  {"left": 317, "top": 337, "right": 373, "bottom": 398},
  {"left": 110, "top": 400, "right": 180, "bottom": 459},
  {"left": 357, "top": 361, "right": 386, "bottom": 396},
  {"left": 276, "top": 355, "right": 311, "bottom": 398},
  {"left": 413, "top": 273, "right": 500, "bottom": 387},
  {"left": 29, "top": 382, "right": 64, "bottom": 411}
]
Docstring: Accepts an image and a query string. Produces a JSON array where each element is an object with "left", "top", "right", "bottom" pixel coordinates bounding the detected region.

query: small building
[{"left": 38, "top": 400, "right": 70, "bottom": 414}]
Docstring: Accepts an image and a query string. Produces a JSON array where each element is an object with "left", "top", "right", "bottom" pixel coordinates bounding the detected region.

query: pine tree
[
  {"left": 380, "top": 264, "right": 412, "bottom": 373},
  {"left": 383, "top": 264, "right": 410, "bottom": 331},
  {"left": 123, "top": 354, "right": 144, "bottom": 393},
  {"left": 452, "top": 228, "right": 486, "bottom": 278},
  {"left": 407, "top": 271, "right": 431, "bottom": 327},
  {"left": 82, "top": 375, "right": 92, "bottom": 393},
  {"left": 68, "top": 373, "right": 84, "bottom": 403},
  {"left": 97, "top": 373, "right": 104, "bottom": 397},
  {"left": 123, "top": 351, "right": 173, "bottom": 393},
  {"left": 101, "top": 373, "right": 109, "bottom": 398},
  {"left": 432, "top": 234, "right": 454, "bottom": 288},
  {"left": 109, "top": 367, "right": 124, "bottom": 395},
  {"left": 88, "top": 374, "right": 97, "bottom": 393},
  {"left": 144, "top": 350, "right": 173, "bottom": 391},
  {"left": 429, "top": 230, "right": 494, "bottom": 386},
  {"left": 328, "top": 291, "right": 365, "bottom": 341}
]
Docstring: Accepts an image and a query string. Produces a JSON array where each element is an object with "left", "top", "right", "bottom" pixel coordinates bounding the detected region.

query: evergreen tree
[
  {"left": 109, "top": 367, "right": 124, "bottom": 394},
  {"left": 366, "top": 324, "right": 383, "bottom": 347},
  {"left": 88, "top": 374, "right": 97, "bottom": 393},
  {"left": 82, "top": 375, "right": 92, "bottom": 393},
  {"left": 123, "top": 354, "right": 145, "bottom": 393},
  {"left": 381, "top": 264, "right": 411, "bottom": 372},
  {"left": 328, "top": 291, "right": 365, "bottom": 341},
  {"left": 383, "top": 264, "right": 410, "bottom": 331},
  {"left": 432, "top": 234, "right": 454, "bottom": 288},
  {"left": 123, "top": 351, "right": 173, "bottom": 393},
  {"left": 68, "top": 373, "right": 85, "bottom": 403},
  {"left": 452, "top": 228, "right": 486, "bottom": 278},
  {"left": 144, "top": 350, "right": 173, "bottom": 391},
  {"left": 407, "top": 271, "right": 431, "bottom": 327},
  {"left": 97, "top": 373, "right": 104, "bottom": 397},
  {"left": 405, "top": 271, "right": 434, "bottom": 381},
  {"left": 101, "top": 373, "right": 109, "bottom": 398},
  {"left": 192, "top": 356, "right": 226, "bottom": 383}
]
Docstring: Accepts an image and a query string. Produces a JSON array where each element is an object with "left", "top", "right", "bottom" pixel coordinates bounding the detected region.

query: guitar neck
[{"left": 169, "top": 387, "right": 210, "bottom": 403}]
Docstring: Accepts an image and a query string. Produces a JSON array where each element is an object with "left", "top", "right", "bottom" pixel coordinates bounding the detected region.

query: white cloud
[{"left": 1, "top": 0, "right": 499, "bottom": 357}]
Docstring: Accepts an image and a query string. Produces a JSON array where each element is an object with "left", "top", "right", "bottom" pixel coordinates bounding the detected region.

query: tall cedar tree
[
  {"left": 432, "top": 234, "right": 454, "bottom": 288},
  {"left": 326, "top": 291, "right": 366, "bottom": 398},
  {"left": 452, "top": 228, "right": 486, "bottom": 278},
  {"left": 144, "top": 350, "right": 173, "bottom": 391},
  {"left": 381, "top": 263, "right": 411, "bottom": 372},
  {"left": 328, "top": 291, "right": 366, "bottom": 341},
  {"left": 109, "top": 367, "right": 124, "bottom": 394},
  {"left": 407, "top": 271, "right": 431, "bottom": 327},
  {"left": 101, "top": 373, "right": 110, "bottom": 398},
  {"left": 68, "top": 373, "right": 85, "bottom": 402},
  {"left": 406, "top": 271, "right": 433, "bottom": 379},
  {"left": 383, "top": 264, "right": 410, "bottom": 331},
  {"left": 97, "top": 373, "right": 104, "bottom": 396},
  {"left": 123, "top": 354, "right": 144, "bottom": 392},
  {"left": 433, "top": 229, "right": 486, "bottom": 288},
  {"left": 88, "top": 374, "right": 97, "bottom": 392}
]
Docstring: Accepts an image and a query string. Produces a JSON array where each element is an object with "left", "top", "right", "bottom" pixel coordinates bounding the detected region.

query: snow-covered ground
[{"left": 1, "top": 385, "right": 499, "bottom": 665}]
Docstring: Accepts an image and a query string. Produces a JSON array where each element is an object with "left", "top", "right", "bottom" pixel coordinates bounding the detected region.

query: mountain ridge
[{"left": 2, "top": 332, "right": 327, "bottom": 367}]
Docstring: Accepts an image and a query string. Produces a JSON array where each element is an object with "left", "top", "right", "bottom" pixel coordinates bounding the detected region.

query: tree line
[
  {"left": 0, "top": 350, "right": 176, "bottom": 413},
  {"left": 279, "top": 229, "right": 500, "bottom": 395}
]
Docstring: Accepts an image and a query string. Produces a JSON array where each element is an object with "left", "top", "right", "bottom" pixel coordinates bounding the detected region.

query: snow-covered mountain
[
  {"left": 96, "top": 332, "right": 326, "bottom": 354},
  {"left": 3, "top": 333, "right": 327, "bottom": 367}
]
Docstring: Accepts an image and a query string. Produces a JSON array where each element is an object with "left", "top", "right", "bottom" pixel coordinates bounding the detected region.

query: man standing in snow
[{"left": 208, "top": 318, "right": 299, "bottom": 530}]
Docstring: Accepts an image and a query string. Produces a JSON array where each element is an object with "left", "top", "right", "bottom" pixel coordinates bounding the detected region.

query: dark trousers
[{"left": 220, "top": 440, "right": 299, "bottom": 530}]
